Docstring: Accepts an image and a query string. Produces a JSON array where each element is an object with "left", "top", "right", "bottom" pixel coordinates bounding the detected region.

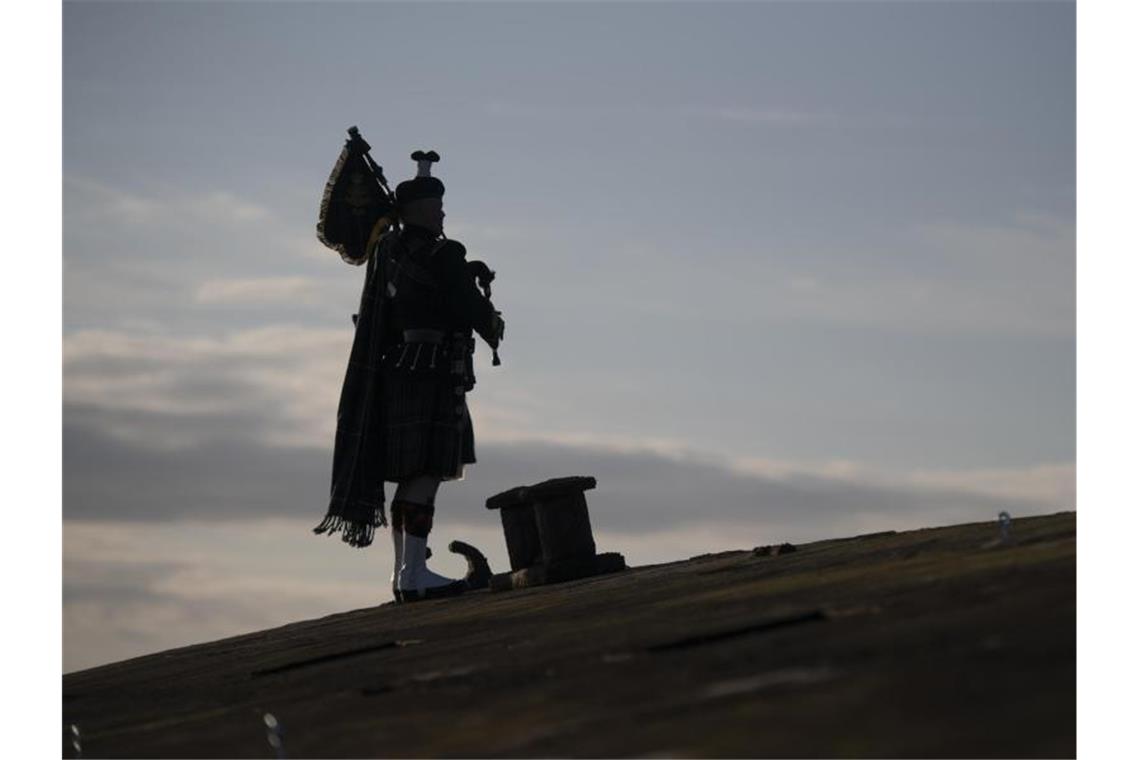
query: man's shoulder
[
  {"left": 429, "top": 239, "right": 468, "bottom": 272},
  {"left": 432, "top": 238, "right": 467, "bottom": 260}
]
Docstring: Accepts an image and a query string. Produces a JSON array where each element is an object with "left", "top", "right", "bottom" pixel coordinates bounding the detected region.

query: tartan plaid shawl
[{"left": 313, "top": 240, "right": 391, "bottom": 547}]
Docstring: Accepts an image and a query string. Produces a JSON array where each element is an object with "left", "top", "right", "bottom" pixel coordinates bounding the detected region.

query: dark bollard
[
  {"left": 534, "top": 490, "right": 597, "bottom": 564},
  {"left": 486, "top": 476, "right": 625, "bottom": 590},
  {"left": 498, "top": 502, "right": 542, "bottom": 571}
]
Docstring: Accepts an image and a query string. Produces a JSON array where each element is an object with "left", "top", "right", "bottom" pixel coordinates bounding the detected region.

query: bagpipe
[{"left": 317, "top": 127, "right": 502, "bottom": 364}]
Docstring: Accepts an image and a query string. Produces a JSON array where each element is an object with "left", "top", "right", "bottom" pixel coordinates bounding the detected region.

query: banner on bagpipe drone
[{"left": 316, "top": 126, "right": 397, "bottom": 265}]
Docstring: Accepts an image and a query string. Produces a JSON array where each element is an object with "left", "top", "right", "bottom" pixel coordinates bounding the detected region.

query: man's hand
[
  {"left": 467, "top": 260, "right": 495, "bottom": 299},
  {"left": 492, "top": 312, "right": 505, "bottom": 348}
]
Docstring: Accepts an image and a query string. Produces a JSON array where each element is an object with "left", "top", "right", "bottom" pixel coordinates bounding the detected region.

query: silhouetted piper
[{"left": 315, "top": 135, "right": 504, "bottom": 603}]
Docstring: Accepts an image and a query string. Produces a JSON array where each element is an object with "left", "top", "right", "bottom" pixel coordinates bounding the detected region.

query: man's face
[{"left": 404, "top": 198, "right": 445, "bottom": 233}]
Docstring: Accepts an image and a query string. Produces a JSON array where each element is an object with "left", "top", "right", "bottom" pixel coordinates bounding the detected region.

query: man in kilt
[{"left": 380, "top": 160, "right": 504, "bottom": 602}]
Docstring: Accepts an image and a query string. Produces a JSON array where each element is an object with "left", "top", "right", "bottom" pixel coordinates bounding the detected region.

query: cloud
[
  {"left": 64, "top": 177, "right": 270, "bottom": 230},
  {"left": 479, "top": 100, "right": 896, "bottom": 130},
  {"left": 900, "top": 463, "right": 1075, "bottom": 511},
  {"left": 64, "top": 317, "right": 1072, "bottom": 531},
  {"left": 751, "top": 213, "right": 1075, "bottom": 339},
  {"left": 64, "top": 397, "right": 1069, "bottom": 532},
  {"left": 184, "top": 191, "right": 270, "bottom": 223},
  {"left": 463, "top": 209, "right": 1074, "bottom": 341},
  {"left": 193, "top": 276, "right": 322, "bottom": 305},
  {"left": 766, "top": 270, "right": 1071, "bottom": 339},
  {"left": 686, "top": 105, "right": 834, "bottom": 127},
  {"left": 63, "top": 175, "right": 354, "bottom": 333},
  {"left": 62, "top": 521, "right": 378, "bottom": 672},
  {"left": 64, "top": 326, "right": 350, "bottom": 448}
]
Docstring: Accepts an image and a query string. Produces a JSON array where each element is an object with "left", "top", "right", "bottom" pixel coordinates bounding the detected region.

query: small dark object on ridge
[
  {"left": 448, "top": 539, "right": 492, "bottom": 590},
  {"left": 754, "top": 542, "right": 797, "bottom": 557}
]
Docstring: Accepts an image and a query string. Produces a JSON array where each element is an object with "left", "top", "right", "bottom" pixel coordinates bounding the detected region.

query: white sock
[
  {"left": 398, "top": 533, "right": 458, "bottom": 593},
  {"left": 390, "top": 526, "right": 403, "bottom": 589}
]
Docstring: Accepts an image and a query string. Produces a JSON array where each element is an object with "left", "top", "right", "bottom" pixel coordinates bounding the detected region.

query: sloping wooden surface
[{"left": 62, "top": 512, "right": 1076, "bottom": 758}]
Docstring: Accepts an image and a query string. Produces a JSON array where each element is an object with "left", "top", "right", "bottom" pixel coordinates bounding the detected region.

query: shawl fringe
[{"left": 312, "top": 504, "right": 386, "bottom": 549}]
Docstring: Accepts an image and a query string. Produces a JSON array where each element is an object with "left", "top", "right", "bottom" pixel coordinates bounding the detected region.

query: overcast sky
[{"left": 63, "top": 0, "right": 1074, "bottom": 672}]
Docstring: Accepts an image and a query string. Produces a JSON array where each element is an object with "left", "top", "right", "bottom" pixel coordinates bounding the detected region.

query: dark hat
[{"left": 395, "top": 150, "right": 444, "bottom": 205}]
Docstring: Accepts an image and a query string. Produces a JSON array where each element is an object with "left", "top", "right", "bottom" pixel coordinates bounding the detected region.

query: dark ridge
[
  {"left": 646, "top": 609, "right": 828, "bottom": 652},
  {"left": 62, "top": 512, "right": 1076, "bottom": 758},
  {"left": 834, "top": 530, "right": 899, "bottom": 542},
  {"left": 250, "top": 640, "right": 418, "bottom": 677}
]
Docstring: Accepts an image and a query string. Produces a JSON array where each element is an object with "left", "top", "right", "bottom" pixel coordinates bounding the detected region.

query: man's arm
[{"left": 436, "top": 241, "right": 503, "bottom": 347}]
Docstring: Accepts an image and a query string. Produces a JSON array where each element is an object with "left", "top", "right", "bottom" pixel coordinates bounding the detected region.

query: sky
[{"left": 62, "top": 0, "right": 1075, "bottom": 672}]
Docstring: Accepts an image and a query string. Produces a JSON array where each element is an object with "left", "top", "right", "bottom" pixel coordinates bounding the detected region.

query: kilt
[{"left": 381, "top": 365, "right": 475, "bottom": 481}]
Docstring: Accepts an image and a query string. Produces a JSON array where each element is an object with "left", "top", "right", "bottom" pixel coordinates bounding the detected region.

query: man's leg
[
  {"left": 393, "top": 476, "right": 466, "bottom": 601},
  {"left": 389, "top": 501, "right": 404, "bottom": 599}
]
